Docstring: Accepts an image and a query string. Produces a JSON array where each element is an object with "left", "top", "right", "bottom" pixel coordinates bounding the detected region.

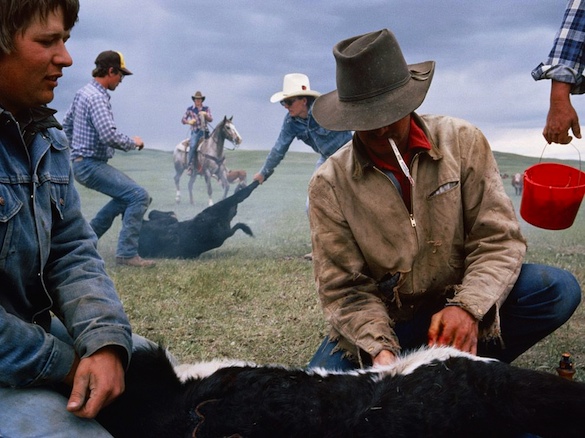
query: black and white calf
[
  {"left": 137, "top": 181, "right": 258, "bottom": 259},
  {"left": 96, "top": 345, "right": 585, "bottom": 438}
]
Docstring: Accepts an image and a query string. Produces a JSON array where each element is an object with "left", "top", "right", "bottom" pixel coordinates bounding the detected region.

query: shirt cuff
[
  {"left": 532, "top": 63, "right": 585, "bottom": 94},
  {"left": 532, "top": 63, "right": 579, "bottom": 83}
]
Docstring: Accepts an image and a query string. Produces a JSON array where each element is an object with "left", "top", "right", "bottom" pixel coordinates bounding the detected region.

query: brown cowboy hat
[
  {"left": 192, "top": 91, "right": 206, "bottom": 102},
  {"left": 313, "top": 29, "right": 435, "bottom": 131}
]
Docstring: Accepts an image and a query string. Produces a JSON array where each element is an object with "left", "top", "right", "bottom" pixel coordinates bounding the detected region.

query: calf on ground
[
  {"left": 138, "top": 181, "right": 258, "bottom": 259},
  {"left": 96, "top": 344, "right": 585, "bottom": 438}
]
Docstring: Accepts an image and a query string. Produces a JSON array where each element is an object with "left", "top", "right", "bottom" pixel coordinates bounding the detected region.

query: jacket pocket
[
  {"left": 0, "top": 184, "right": 23, "bottom": 264},
  {"left": 50, "top": 181, "right": 68, "bottom": 220},
  {"left": 428, "top": 180, "right": 459, "bottom": 198},
  {"left": 424, "top": 179, "right": 465, "bottom": 273}
]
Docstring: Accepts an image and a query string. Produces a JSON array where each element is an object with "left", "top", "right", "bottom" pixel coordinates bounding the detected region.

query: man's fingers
[
  {"left": 572, "top": 120, "right": 582, "bottom": 140},
  {"left": 66, "top": 376, "right": 88, "bottom": 413}
]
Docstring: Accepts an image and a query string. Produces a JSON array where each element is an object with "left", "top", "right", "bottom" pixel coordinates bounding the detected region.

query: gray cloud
[{"left": 51, "top": 0, "right": 582, "bottom": 159}]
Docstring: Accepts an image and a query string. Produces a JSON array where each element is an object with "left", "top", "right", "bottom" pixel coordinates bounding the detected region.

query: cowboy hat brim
[
  {"left": 270, "top": 89, "right": 321, "bottom": 103},
  {"left": 313, "top": 61, "right": 435, "bottom": 131}
]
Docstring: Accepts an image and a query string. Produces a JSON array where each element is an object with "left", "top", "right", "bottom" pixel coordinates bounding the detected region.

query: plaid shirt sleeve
[
  {"left": 89, "top": 93, "right": 136, "bottom": 152},
  {"left": 532, "top": 0, "right": 585, "bottom": 94},
  {"left": 64, "top": 82, "right": 135, "bottom": 160}
]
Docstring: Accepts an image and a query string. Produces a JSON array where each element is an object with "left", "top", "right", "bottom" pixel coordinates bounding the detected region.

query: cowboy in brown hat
[
  {"left": 182, "top": 90, "right": 213, "bottom": 174},
  {"left": 307, "top": 29, "right": 580, "bottom": 375}
]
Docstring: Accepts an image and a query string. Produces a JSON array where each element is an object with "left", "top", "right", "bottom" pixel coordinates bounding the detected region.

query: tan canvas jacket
[{"left": 308, "top": 113, "right": 526, "bottom": 363}]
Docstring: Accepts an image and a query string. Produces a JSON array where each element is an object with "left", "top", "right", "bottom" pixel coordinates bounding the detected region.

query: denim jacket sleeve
[
  {"left": 0, "top": 306, "right": 78, "bottom": 388},
  {"left": 258, "top": 115, "right": 296, "bottom": 180},
  {"left": 46, "top": 157, "right": 132, "bottom": 367},
  {"left": 0, "top": 126, "right": 132, "bottom": 388}
]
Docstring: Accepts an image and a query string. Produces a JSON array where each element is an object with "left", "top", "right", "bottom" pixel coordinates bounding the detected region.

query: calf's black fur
[
  {"left": 138, "top": 181, "right": 258, "bottom": 259},
  {"left": 96, "top": 345, "right": 585, "bottom": 438}
]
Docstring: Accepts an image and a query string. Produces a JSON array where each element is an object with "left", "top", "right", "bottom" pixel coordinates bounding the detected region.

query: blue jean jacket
[
  {"left": 259, "top": 108, "right": 352, "bottom": 179},
  {"left": 0, "top": 109, "right": 131, "bottom": 388}
]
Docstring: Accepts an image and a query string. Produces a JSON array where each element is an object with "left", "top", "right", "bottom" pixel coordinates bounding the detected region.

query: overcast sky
[{"left": 51, "top": 0, "right": 584, "bottom": 160}]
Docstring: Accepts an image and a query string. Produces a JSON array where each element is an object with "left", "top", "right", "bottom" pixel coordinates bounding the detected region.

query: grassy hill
[{"left": 77, "top": 147, "right": 585, "bottom": 379}]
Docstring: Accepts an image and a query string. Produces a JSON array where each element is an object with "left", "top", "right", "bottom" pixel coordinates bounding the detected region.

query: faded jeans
[
  {"left": 0, "top": 318, "right": 155, "bottom": 438},
  {"left": 188, "top": 129, "right": 205, "bottom": 166},
  {"left": 308, "top": 263, "right": 581, "bottom": 369},
  {"left": 72, "top": 158, "right": 150, "bottom": 259}
]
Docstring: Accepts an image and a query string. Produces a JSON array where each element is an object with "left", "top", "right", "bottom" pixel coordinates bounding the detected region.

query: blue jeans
[
  {"left": 73, "top": 158, "right": 150, "bottom": 258},
  {"left": 188, "top": 129, "right": 205, "bottom": 166},
  {"left": 308, "top": 263, "right": 581, "bottom": 370},
  {"left": 0, "top": 318, "right": 155, "bottom": 437}
]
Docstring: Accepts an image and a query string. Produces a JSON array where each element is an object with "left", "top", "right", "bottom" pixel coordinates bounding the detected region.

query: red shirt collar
[
  {"left": 366, "top": 117, "right": 431, "bottom": 172},
  {"left": 363, "top": 117, "right": 431, "bottom": 209}
]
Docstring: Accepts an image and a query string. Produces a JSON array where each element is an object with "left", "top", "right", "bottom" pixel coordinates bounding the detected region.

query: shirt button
[{"left": 59, "top": 198, "right": 65, "bottom": 206}]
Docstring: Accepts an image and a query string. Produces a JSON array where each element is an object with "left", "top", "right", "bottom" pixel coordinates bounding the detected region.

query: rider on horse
[{"left": 181, "top": 90, "right": 213, "bottom": 175}]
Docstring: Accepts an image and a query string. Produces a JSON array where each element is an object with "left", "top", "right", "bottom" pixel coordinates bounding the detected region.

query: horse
[
  {"left": 511, "top": 172, "right": 523, "bottom": 195},
  {"left": 173, "top": 116, "right": 243, "bottom": 205}
]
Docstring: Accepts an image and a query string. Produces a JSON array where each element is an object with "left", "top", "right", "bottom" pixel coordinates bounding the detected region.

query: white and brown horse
[{"left": 173, "top": 116, "right": 243, "bottom": 205}]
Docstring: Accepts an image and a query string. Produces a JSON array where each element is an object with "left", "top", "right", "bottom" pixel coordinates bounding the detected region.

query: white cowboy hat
[{"left": 270, "top": 73, "right": 321, "bottom": 103}]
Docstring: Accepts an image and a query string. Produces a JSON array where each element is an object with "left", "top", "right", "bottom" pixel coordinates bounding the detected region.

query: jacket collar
[
  {"left": 350, "top": 112, "right": 442, "bottom": 179},
  {"left": 412, "top": 113, "right": 442, "bottom": 161},
  {"left": 1, "top": 105, "right": 60, "bottom": 127},
  {"left": 1, "top": 106, "right": 61, "bottom": 147}
]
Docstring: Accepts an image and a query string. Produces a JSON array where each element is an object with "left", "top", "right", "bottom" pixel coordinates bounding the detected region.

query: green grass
[{"left": 77, "top": 148, "right": 585, "bottom": 379}]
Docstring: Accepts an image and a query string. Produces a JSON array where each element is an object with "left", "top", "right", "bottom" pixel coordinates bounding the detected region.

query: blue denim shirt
[
  {"left": 259, "top": 107, "right": 352, "bottom": 179},
  {"left": 0, "top": 108, "right": 132, "bottom": 388}
]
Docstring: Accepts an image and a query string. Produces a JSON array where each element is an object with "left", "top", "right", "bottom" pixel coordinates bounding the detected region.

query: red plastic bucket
[{"left": 520, "top": 162, "right": 585, "bottom": 230}]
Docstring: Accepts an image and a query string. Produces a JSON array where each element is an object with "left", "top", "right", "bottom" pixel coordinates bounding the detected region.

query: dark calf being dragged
[
  {"left": 96, "top": 344, "right": 585, "bottom": 438},
  {"left": 138, "top": 181, "right": 258, "bottom": 259}
]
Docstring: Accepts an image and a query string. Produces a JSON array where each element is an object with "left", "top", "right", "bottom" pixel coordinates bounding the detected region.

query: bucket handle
[{"left": 538, "top": 142, "right": 582, "bottom": 187}]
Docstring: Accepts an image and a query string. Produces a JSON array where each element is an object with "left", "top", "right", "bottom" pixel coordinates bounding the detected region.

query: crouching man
[{"left": 307, "top": 29, "right": 581, "bottom": 372}]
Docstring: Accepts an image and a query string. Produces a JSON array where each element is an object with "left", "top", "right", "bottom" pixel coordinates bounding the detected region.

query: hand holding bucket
[{"left": 520, "top": 144, "right": 585, "bottom": 230}]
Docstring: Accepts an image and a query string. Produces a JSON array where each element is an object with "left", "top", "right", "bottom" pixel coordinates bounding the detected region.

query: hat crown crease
[{"left": 335, "top": 29, "right": 411, "bottom": 103}]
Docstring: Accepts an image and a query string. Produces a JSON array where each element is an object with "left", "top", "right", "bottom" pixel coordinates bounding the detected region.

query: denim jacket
[
  {"left": 259, "top": 106, "right": 352, "bottom": 179},
  {"left": 0, "top": 108, "right": 132, "bottom": 388}
]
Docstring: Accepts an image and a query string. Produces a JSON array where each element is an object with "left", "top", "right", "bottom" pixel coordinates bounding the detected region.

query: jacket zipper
[
  {"left": 408, "top": 152, "right": 422, "bottom": 228},
  {"left": 373, "top": 166, "right": 415, "bottom": 228}
]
